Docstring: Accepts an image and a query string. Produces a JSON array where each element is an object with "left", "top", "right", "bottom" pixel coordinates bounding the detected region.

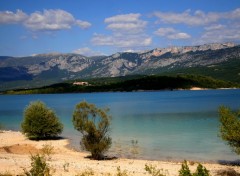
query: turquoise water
[{"left": 0, "top": 89, "right": 240, "bottom": 162}]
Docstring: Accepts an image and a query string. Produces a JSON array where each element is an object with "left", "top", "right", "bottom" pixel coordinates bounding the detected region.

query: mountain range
[{"left": 0, "top": 42, "right": 240, "bottom": 91}]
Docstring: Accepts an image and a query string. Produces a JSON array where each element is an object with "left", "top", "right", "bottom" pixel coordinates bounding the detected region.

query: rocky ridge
[{"left": 0, "top": 42, "right": 239, "bottom": 88}]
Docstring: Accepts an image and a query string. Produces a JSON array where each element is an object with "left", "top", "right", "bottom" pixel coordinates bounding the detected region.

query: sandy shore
[{"left": 0, "top": 131, "right": 239, "bottom": 176}]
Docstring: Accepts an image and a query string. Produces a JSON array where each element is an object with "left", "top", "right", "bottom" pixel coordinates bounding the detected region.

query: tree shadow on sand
[
  {"left": 28, "top": 136, "right": 66, "bottom": 141},
  {"left": 84, "top": 155, "right": 118, "bottom": 161}
]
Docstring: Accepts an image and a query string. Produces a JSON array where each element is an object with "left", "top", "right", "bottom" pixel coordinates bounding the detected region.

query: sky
[{"left": 0, "top": 0, "right": 240, "bottom": 57}]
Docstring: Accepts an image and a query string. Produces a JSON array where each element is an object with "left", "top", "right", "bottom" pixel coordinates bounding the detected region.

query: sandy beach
[{"left": 0, "top": 131, "right": 239, "bottom": 176}]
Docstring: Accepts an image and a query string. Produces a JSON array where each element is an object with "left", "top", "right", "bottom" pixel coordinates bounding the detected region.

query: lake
[{"left": 0, "top": 89, "right": 240, "bottom": 162}]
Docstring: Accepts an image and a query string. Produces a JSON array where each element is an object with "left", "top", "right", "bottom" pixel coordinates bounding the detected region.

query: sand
[{"left": 0, "top": 131, "right": 239, "bottom": 176}]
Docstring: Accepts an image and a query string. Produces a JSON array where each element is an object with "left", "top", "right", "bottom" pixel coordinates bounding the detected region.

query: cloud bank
[
  {"left": 92, "top": 13, "right": 152, "bottom": 50},
  {"left": 0, "top": 9, "right": 91, "bottom": 31}
]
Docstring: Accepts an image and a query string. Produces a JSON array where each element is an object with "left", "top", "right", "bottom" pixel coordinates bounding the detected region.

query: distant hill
[
  {"left": 3, "top": 75, "right": 239, "bottom": 94},
  {"left": 0, "top": 42, "right": 239, "bottom": 91}
]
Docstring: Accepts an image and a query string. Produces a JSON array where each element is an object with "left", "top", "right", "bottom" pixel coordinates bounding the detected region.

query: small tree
[
  {"left": 219, "top": 106, "right": 240, "bottom": 155},
  {"left": 179, "top": 161, "right": 192, "bottom": 176},
  {"left": 21, "top": 101, "right": 63, "bottom": 140},
  {"left": 72, "top": 101, "right": 112, "bottom": 160}
]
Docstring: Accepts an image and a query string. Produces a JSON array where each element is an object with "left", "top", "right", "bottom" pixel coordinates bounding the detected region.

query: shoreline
[
  {"left": 1, "top": 87, "right": 240, "bottom": 96},
  {"left": 0, "top": 131, "right": 240, "bottom": 175}
]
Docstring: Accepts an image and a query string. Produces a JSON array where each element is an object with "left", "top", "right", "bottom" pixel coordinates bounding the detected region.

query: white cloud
[
  {"left": 24, "top": 9, "right": 74, "bottom": 31},
  {"left": 105, "top": 13, "right": 147, "bottom": 34},
  {"left": 153, "top": 8, "right": 240, "bottom": 44},
  {"left": 73, "top": 47, "right": 103, "bottom": 56},
  {"left": 0, "top": 9, "right": 91, "bottom": 31},
  {"left": 24, "top": 9, "right": 91, "bottom": 31},
  {"left": 168, "top": 33, "right": 191, "bottom": 40},
  {"left": 92, "top": 33, "right": 152, "bottom": 48},
  {"left": 107, "top": 22, "right": 146, "bottom": 33},
  {"left": 226, "top": 8, "right": 240, "bottom": 19},
  {"left": 153, "top": 8, "right": 240, "bottom": 26},
  {"left": 200, "top": 24, "right": 240, "bottom": 44},
  {"left": 154, "top": 27, "right": 191, "bottom": 40},
  {"left": 92, "top": 13, "right": 151, "bottom": 49},
  {"left": 204, "top": 24, "right": 225, "bottom": 31},
  {"left": 154, "top": 27, "right": 176, "bottom": 36},
  {"left": 104, "top": 13, "right": 142, "bottom": 23},
  {"left": 0, "top": 9, "right": 27, "bottom": 24},
  {"left": 75, "top": 20, "right": 91, "bottom": 29}
]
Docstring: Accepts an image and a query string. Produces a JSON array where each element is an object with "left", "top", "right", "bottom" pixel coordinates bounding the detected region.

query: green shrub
[
  {"left": 192, "top": 164, "right": 210, "bottom": 176},
  {"left": 116, "top": 166, "right": 129, "bottom": 176},
  {"left": 75, "top": 168, "right": 94, "bottom": 176},
  {"left": 41, "top": 144, "right": 54, "bottom": 160},
  {"left": 145, "top": 164, "right": 168, "bottom": 176},
  {"left": 72, "top": 101, "right": 112, "bottom": 160},
  {"left": 23, "top": 154, "right": 52, "bottom": 176},
  {"left": 219, "top": 106, "right": 240, "bottom": 155},
  {"left": 179, "top": 161, "right": 210, "bottom": 176},
  {"left": 21, "top": 101, "right": 63, "bottom": 140},
  {"left": 179, "top": 161, "right": 191, "bottom": 176}
]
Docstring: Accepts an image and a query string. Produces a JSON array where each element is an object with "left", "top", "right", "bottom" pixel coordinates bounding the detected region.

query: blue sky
[{"left": 0, "top": 0, "right": 240, "bottom": 56}]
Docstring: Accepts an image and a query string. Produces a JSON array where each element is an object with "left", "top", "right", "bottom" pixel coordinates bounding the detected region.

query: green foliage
[
  {"left": 76, "top": 169, "right": 94, "bottom": 176},
  {"left": 21, "top": 101, "right": 63, "bottom": 140},
  {"left": 41, "top": 144, "right": 54, "bottom": 160},
  {"left": 145, "top": 164, "right": 169, "bottom": 176},
  {"left": 219, "top": 106, "right": 240, "bottom": 155},
  {"left": 179, "top": 161, "right": 192, "bottom": 176},
  {"left": 23, "top": 154, "right": 51, "bottom": 176},
  {"left": 164, "top": 59, "right": 240, "bottom": 84},
  {"left": 179, "top": 161, "right": 210, "bottom": 176},
  {"left": 116, "top": 166, "right": 129, "bottom": 176},
  {"left": 192, "top": 164, "right": 210, "bottom": 176},
  {"left": 72, "top": 101, "right": 112, "bottom": 160}
]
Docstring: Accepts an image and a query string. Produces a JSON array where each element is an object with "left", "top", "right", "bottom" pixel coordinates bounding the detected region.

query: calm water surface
[{"left": 0, "top": 89, "right": 240, "bottom": 162}]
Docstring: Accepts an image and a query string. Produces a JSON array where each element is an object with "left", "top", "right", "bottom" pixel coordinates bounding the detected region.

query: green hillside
[
  {"left": 160, "top": 59, "right": 240, "bottom": 84},
  {"left": 3, "top": 75, "right": 239, "bottom": 94}
]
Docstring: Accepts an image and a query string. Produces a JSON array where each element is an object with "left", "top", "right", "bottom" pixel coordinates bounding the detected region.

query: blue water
[{"left": 0, "top": 89, "right": 240, "bottom": 162}]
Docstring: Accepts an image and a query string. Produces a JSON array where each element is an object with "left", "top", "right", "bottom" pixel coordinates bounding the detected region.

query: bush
[
  {"left": 179, "top": 161, "right": 210, "bottom": 176},
  {"left": 192, "top": 164, "right": 210, "bottom": 176},
  {"left": 76, "top": 168, "right": 94, "bottom": 176},
  {"left": 21, "top": 101, "right": 63, "bottom": 140},
  {"left": 219, "top": 106, "right": 240, "bottom": 155},
  {"left": 41, "top": 144, "right": 54, "bottom": 160},
  {"left": 116, "top": 166, "right": 129, "bottom": 176},
  {"left": 179, "top": 161, "right": 192, "bottom": 176},
  {"left": 23, "top": 154, "right": 52, "bottom": 176},
  {"left": 72, "top": 101, "right": 112, "bottom": 160},
  {"left": 145, "top": 164, "right": 169, "bottom": 176}
]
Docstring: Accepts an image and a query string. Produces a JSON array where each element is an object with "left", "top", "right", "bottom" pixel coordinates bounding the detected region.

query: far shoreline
[{"left": 1, "top": 87, "right": 240, "bottom": 95}]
